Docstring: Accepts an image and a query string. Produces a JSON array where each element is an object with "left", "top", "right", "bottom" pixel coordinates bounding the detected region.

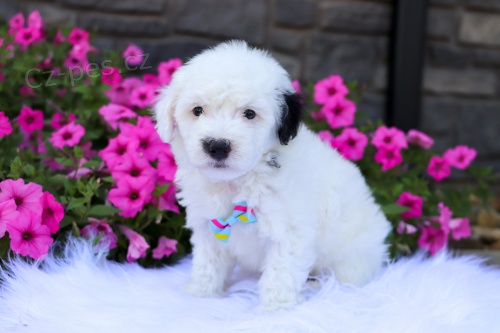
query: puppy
[{"left": 154, "top": 41, "right": 391, "bottom": 311}]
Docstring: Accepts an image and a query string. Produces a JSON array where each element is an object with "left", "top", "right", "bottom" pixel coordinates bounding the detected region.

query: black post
[{"left": 387, "top": 0, "right": 428, "bottom": 130}]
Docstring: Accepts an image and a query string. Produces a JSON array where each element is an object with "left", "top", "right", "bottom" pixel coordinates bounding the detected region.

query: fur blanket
[{"left": 1, "top": 239, "right": 500, "bottom": 333}]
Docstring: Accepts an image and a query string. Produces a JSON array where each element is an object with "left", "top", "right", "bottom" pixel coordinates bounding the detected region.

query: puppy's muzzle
[{"left": 203, "top": 138, "right": 231, "bottom": 161}]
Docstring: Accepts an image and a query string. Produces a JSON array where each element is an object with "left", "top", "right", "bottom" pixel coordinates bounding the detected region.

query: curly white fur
[
  {"left": 1, "top": 239, "right": 500, "bottom": 333},
  {"left": 154, "top": 41, "right": 391, "bottom": 310}
]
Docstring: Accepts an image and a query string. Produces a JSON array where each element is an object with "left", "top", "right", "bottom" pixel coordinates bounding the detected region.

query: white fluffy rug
[{"left": 1, "top": 239, "right": 500, "bottom": 333}]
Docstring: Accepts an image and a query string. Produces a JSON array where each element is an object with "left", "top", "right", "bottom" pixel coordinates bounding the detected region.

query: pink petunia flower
[
  {"left": 27, "top": 10, "right": 43, "bottom": 30},
  {"left": 81, "top": 218, "right": 118, "bottom": 250},
  {"left": 437, "top": 202, "right": 453, "bottom": 232},
  {"left": 19, "top": 130, "right": 46, "bottom": 155},
  {"left": 118, "top": 225, "right": 150, "bottom": 263},
  {"left": 99, "top": 134, "right": 140, "bottom": 169},
  {"left": 98, "top": 103, "right": 136, "bottom": 130},
  {"left": 40, "top": 192, "right": 64, "bottom": 234},
  {"left": 443, "top": 145, "right": 477, "bottom": 170},
  {"left": 417, "top": 224, "right": 448, "bottom": 255},
  {"left": 310, "top": 110, "right": 326, "bottom": 122},
  {"left": 53, "top": 30, "right": 66, "bottom": 45},
  {"left": 396, "top": 192, "right": 423, "bottom": 220},
  {"left": 122, "top": 77, "right": 143, "bottom": 91},
  {"left": 124, "top": 115, "right": 157, "bottom": 133},
  {"left": 74, "top": 41, "right": 98, "bottom": 57},
  {"left": 143, "top": 74, "right": 159, "bottom": 86},
  {"left": 318, "top": 130, "right": 335, "bottom": 145},
  {"left": 0, "top": 112, "right": 13, "bottom": 138},
  {"left": 50, "top": 113, "right": 77, "bottom": 130},
  {"left": 105, "top": 83, "right": 130, "bottom": 106},
  {"left": 407, "top": 129, "right": 434, "bottom": 149},
  {"left": 68, "top": 27, "right": 89, "bottom": 46},
  {"left": 111, "top": 153, "right": 157, "bottom": 181},
  {"left": 20, "top": 85, "right": 35, "bottom": 97},
  {"left": 122, "top": 121, "right": 165, "bottom": 162},
  {"left": 427, "top": 156, "right": 451, "bottom": 182},
  {"left": 320, "top": 95, "right": 356, "bottom": 129},
  {"left": 7, "top": 211, "right": 54, "bottom": 260},
  {"left": 18, "top": 106, "right": 44, "bottom": 133},
  {"left": 396, "top": 221, "right": 417, "bottom": 235},
  {"left": 152, "top": 236, "right": 178, "bottom": 259},
  {"left": 8, "top": 13, "right": 24, "bottom": 35},
  {"left": 0, "top": 200, "right": 19, "bottom": 238},
  {"left": 14, "top": 27, "right": 41, "bottom": 48},
  {"left": 129, "top": 85, "right": 156, "bottom": 108},
  {"left": 157, "top": 184, "right": 180, "bottom": 214},
  {"left": 374, "top": 145, "right": 403, "bottom": 171},
  {"left": 313, "top": 74, "right": 349, "bottom": 105},
  {"left": 101, "top": 67, "right": 123, "bottom": 86},
  {"left": 158, "top": 58, "right": 183, "bottom": 86},
  {"left": 157, "top": 147, "right": 177, "bottom": 183},
  {"left": 64, "top": 45, "right": 90, "bottom": 73},
  {"left": 68, "top": 158, "right": 97, "bottom": 180},
  {"left": 39, "top": 55, "right": 53, "bottom": 69},
  {"left": 56, "top": 88, "right": 66, "bottom": 97},
  {"left": 50, "top": 122, "right": 86, "bottom": 149},
  {"left": 372, "top": 126, "right": 408, "bottom": 150},
  {"left": 0, "top": 179, "right": 43, "bottom": 216},
  {"left": 333, "top": 127, "right": 368, "bottom": 161},
  {"left": 108, "top": 176, "right": 155, "bottom": 218},
  {"left": 449, "top": 218, "right": 471, "bottom": 240},
  {"left": 291, "top": 80, "right": 302, "bottom": 94},
  {"left": 123, "top": 44, "right": 145, "bottom": 66}
]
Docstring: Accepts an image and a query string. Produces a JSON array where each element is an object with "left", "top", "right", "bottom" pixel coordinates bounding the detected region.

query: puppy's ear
[
  {"left": 153, "top": 85, "right": 178, "bottom": 143},
  {"left": 278, "top": 92, "right": 303, "bottom": 145}
]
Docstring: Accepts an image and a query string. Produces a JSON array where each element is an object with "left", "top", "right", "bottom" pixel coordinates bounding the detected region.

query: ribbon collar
[{"left": 210, "top": 202, "right": 257, "bottom": 243}]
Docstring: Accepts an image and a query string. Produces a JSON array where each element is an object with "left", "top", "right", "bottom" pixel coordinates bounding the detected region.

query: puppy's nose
[{"left": 203, "top": 139, "right": 231, "bottom": 160}]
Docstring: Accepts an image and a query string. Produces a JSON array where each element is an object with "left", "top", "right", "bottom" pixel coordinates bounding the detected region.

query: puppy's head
[{"left": 154, "top": 41, "right": 302, "bottom": 181}]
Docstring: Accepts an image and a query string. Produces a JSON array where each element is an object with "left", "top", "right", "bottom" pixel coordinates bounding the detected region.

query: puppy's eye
[
  {"left": 244, "top": 109, "right": 256, "bottom": 120},
  {"left": 193, "top": 106, "right": 203, "bottom": 117}
]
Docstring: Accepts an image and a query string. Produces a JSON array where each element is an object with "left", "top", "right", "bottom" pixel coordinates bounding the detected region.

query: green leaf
[
  {"left": 59, "top": 215, "right": 74, "bottom": 229},
  {"left": 55, "top": 157, "right": 75, "bottom": 167},
  {"left": 72, "top": 221, "right": 81, "bottom": 237},
  {"left": 73, "top": 146, "right": 84, "bottom": 159},
  {"left": 22, "top": 164, "right": 35, "bottom": 176},
  {"left": 8, "top": 157, "right": 23, "bottom": 179},
  {"left": 153, "top": 183, "right": 170, "bottom": 196},
  {"left": 392, "top": 183, "right": 404, "bottom": 196},
  {"left": 48, "top": 174, "right": 69, "bottom": 187},
  {"left": 102, "top": 176, "right": 115, "bottom": 183},
  {"left": 66, "top": 197, "right": 87, "bottom": 211},
  {"left": 81, "top": 160, "right": 102, "bottom": 168},
  {"left": 382, "top": 203, "right": 409, "bottom": 216},
  {"left": 88, "top": 205, "right": 120, "bottom": 217}
]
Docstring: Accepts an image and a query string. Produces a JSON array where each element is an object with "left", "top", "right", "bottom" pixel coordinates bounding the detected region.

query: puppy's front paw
[
  {"left": 183, "top": 281, "right": 224, "bottom": 298},
  {"left": 258, "top": 293, "right": 304, "bottom": 312}
]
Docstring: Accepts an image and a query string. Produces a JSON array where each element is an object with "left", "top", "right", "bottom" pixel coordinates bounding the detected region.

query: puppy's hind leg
[{"left": 331, "top": 233, "right": 388, "bottom": 286}]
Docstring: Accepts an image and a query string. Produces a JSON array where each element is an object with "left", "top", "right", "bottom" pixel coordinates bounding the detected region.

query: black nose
[{"left": 203, "top": 139, "right": 231, "bottom": 160}]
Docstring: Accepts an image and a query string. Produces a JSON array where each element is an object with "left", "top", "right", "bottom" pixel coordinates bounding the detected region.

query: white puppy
[{"left": 154, "top": 41, "right": 391, "bottom": 311}]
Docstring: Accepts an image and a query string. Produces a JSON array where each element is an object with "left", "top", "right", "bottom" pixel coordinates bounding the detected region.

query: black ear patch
[{"left": 278, "top": 93, "right": 303, "bottom": 145}]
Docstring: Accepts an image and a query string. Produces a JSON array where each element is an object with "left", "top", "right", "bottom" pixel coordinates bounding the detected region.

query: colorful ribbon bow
[{"left": 210, "top": 202, "right": 257, "bottom": 243}]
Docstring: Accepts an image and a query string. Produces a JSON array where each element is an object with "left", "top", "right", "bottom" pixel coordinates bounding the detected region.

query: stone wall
[
  {"left": 1, "top": 0, "right": 499, "bottom": 169},
  {"left": 423, "top": 0, "right": 500, "bottom": 170}
]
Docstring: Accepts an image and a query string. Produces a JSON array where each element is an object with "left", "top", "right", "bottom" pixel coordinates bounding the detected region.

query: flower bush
[
  {"left": 0, "top": 11, "right": 494, "bottom": 264},
  {"left": 300, "top": 75, "right": 493, "bottom": 257},
  {"left": 0, "top": 11, "right": 187, "bottom": 265}
]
